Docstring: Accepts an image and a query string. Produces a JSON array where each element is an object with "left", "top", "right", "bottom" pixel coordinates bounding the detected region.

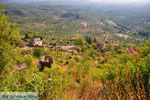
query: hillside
[
  {"left": 3, "top": 2, "right": 150, "bottom": 45},
  {"left": 0, "top": 1, "right": 150, "bottom": 100}
]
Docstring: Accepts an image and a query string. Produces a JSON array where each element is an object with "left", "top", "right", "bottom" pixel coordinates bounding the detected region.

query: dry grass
[{"left": 57, "top": 69, "right": 149, "bottom": 100}]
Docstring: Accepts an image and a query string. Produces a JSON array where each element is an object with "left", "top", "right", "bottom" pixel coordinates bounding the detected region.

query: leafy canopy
[{"left": 0, "top": 4, "right": 21, "bottom": 74}]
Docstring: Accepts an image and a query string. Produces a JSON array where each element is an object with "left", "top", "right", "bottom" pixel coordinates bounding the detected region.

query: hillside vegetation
[
  {"left": 0, "top": 2, "right": 150, "bottom": 100},
  {"left": 3, "top": 2, "right": 150, "bottom": 45}
]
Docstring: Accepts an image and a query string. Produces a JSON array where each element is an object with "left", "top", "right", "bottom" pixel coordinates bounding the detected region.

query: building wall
[
  {"left": 29, "top": 40, "right": 42, "bottom": 47},
  {"left": 34, "top": 41, "right": 43, "bottom": 46}
]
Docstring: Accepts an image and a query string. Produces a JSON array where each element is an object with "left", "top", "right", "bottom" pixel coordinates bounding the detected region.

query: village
[
  {"left": 20, "top": 36, "right": 136, "bottom": 54},
  {"left": 1, "top": 1, "right": 149, "bottom": 99},
  {"left": 13, "top": 35, "right": 137, "bottom": 72},
  {"left": 21, "top": 37, "right": 77, "bottom": 51}
]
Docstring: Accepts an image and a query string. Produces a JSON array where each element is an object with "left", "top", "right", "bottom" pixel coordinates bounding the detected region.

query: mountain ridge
[{"left": 0, "top": 0, "right": 47, "bottom": 3}]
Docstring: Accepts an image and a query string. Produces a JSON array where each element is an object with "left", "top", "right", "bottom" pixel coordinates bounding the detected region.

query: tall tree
[{"left": 0, "top": 4, "right": 20, "bottom": 74}]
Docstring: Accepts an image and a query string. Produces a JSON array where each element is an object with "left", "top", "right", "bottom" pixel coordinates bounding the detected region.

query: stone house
[
  {"left": 42, "top": 43, "right": 50, "bottom": 47},
  {"left": 54, "top": 45, "right": 77, "bottom": 51},
  {"left": 29, "top": 38, "right": 43, "bottom": 47},
  {"left": 61, "top": 45, "right": 76, "bottom": 51}
]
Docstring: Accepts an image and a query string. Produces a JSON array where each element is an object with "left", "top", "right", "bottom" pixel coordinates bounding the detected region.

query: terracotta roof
[{"left": 126, "top": 48, "right": 136, "bottom": 54}]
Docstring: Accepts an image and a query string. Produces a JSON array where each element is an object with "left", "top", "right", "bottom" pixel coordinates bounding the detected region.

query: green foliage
[
  {"left": 93, "top": 37, "right": 97, "bottom": 43},
  {"left": 24, "top": 55, "right": 34, "bottom": 66},
  {"left": 138, "top": 37, "right": 150, "bottom": 96},
  {"left": 143, "top": 37, "right": 150, "bottom": 56},
  {"left": 91, "top": 43, "right": 98, "bottom": 49},
  {"left": 24, "top": 33, "right": 30, "bottom": 42},
  {"left": 85, "top": 36, "right": 92, "bottom": 44},
  {"left": 0, "top": 4, "right": 21, "bottom": 74},
  {"left": 74, "top": 56, "right": 80, "bottom": 62},
  {"left": 75, "top": 37, "right": 86, "bottom": 46},
  {"left": 33, "top": 47, "right": 44, "bottom": 58},
  {"left": 1, "top": 2, "right": 150, "bottom": 99},
  {"left": 106, "top": 43, "right": 114, "bottom": 51},
  {"left": 114, "top": 45, "right": 126, "bottom": 54},
  {"left": 42, "top": 68, "right": 64, "bottom": 99}
]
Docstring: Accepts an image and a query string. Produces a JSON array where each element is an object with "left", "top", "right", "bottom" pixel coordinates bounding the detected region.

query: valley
[
  {"left": 0, "top": 1, "right": 150, "bottom": 100},
  {"left": 3, "top": 1, "right": 150, "bottom": 45}
]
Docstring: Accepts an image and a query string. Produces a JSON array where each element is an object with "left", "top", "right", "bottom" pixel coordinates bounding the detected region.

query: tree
[
  {"left": 85, "top": 36, "right": 93, "bottom": 44},
  {"left": 33, "top": 47, "right": 44, "bottom": 58},
  {"left": 93, "top": 37, "right": 97, "bottom": 43},
  {"left": 0, "top": 4, "right": 21, "bottom": 74},
  {"left": 107, "top": 43, "right": 114, "bottom": 51},
  {"left": 75, "top": 37, "right": 86, "bottom": 46}
]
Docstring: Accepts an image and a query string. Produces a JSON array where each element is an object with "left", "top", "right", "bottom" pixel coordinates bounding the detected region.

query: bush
[
  {"left": 33, "top": 47, "right": 44, "bottom": 58},
  {"left": 75, "top": 37, "right": 86, "bottom": 45},
  {"left": 24, "top": 55, "right": 33, "bottom": 66}
]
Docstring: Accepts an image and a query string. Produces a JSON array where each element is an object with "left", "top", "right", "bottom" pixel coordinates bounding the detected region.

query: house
[
  {"left": 61, "top": 45, "right": 77, "bottom": 51},
  {"left": 54, "top": 45, "right": 77, "bottom": 51},
  {"left": 29, "top": 38, "right": 43, "bottom": 47},
  {"left": 126, "top": 48, "right": 136, "bottom": 54},
  {"left": 42, "top": 43, "right": 50, "bottom": 47}
]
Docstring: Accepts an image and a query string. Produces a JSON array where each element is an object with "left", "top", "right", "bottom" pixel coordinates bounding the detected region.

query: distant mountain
[
  {"left": 0, "top": 0, "right": 47, "bottom": 3},
  {"left": 0, "top": 0, "right": 92, "bottom": 4}
]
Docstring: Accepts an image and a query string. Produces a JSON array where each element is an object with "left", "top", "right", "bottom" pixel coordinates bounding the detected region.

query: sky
[
  {"left": 1, "top": 0, "right": 150, "bottom": 4},
  {"left": 89, "top": 0, "right": 150, "bottom": 4}
]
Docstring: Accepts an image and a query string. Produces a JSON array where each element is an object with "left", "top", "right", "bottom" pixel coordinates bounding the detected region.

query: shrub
[
  {"left": 33, "top": 47, "right": 44, "bottom": 58},
  {"left": 75, "top": 37, "right": 86, "bottom": 45}
]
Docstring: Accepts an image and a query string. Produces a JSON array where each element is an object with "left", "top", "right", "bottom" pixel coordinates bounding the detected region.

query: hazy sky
[{"left": 89, "top": 0, "right": 150, "bottom": 3}]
